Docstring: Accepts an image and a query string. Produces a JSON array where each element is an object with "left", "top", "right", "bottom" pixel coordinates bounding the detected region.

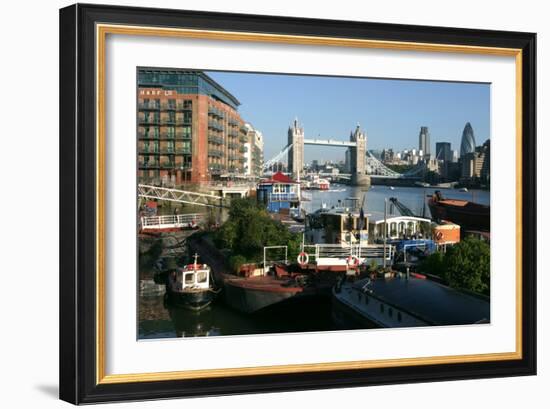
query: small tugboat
[{"left": 165, "top": 254, "right": 218, "bottom": 310}]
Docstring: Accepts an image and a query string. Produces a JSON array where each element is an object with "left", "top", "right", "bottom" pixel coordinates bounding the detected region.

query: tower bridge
[
  {"left": 287, "top": 119, "right": 369, "bottom": 186},
  {"left": 263, "top": 119, "right": 427, "bottom": 182}
]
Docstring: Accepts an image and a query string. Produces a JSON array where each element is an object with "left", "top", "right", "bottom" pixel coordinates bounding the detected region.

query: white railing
[
  {"left": 141, "top": 213, "right": 204, "bottom": 230},
  {"left": 268, "top": 192, "right": 299, "bottom": 202},
  {"left": 302, "top": 243, "right": 395, "bottom": 262}
]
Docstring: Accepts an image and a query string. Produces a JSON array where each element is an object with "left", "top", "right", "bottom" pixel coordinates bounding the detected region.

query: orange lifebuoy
[
  {"left": 347, "top": 255, "right": 360, "bottom": 267},
  {"left": 297, "top": 252, "right": 309, "bottom": 266},
  {"left": 436, "top": 231, "right": 443, "bottom": 240}
]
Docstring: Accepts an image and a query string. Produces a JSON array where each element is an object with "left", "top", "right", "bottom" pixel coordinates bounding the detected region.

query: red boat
[{"left": 428, "top": 191, "right": 490, "bottom": 232}]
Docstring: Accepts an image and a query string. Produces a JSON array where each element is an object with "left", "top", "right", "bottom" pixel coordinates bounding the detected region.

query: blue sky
[{"left": 206, "top": 71, "right": 490, "bottom": 163}]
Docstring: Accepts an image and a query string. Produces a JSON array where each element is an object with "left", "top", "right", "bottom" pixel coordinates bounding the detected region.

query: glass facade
[
  {"left": 138, "top": 69, "right": 240, "bottom": 110},
  {"left": 460, "top": 122, "right": 476, "bottom": 157}
]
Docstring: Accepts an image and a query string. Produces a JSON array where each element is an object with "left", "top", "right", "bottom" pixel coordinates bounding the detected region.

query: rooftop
[{"left": 355, "top": 277, "right": 490, "bottom": 325}]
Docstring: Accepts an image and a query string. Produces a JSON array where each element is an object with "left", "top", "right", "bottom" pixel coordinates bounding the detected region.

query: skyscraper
[
  {"left": 436, "top": 142, "right": 452, "bottom": 162},
  {"left": 418, "top": 126, "right": 430, "bottom": 157},
  {"left": 460, "top": 122, "right": 476, "bottom": 158}
]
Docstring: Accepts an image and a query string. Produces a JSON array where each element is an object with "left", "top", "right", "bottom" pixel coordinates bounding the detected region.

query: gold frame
[{"left": 95, "top": 23, "right": 523, "bottom": 385}]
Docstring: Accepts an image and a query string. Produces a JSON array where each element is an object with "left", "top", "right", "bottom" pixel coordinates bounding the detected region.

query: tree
[
  {"left": 443, "top": 237, "right": 490, "bottom": 296},
  {"left": 214, "top": 198, "right": 302, "bottom": 262}
]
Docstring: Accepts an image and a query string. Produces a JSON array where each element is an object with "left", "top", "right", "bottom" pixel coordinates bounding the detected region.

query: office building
[
  {"left": 418, "top": 126, "right": 431, "bottom": 157},
  {"left": 137, "top": 68, "right": 251, "bottom": 184}
]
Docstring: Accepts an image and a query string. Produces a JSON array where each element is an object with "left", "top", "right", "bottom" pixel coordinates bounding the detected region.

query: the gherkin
[{"left": 460, "top": 122, "right": 476, "bottom": 157}]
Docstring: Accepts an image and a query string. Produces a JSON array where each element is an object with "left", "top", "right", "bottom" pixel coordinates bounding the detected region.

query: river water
[{"left": 138, "top": 185, "right": 490, "bottom": 339}]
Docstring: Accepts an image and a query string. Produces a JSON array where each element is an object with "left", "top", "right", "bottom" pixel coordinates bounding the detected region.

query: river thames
[{"left": 139, "top": 185, "right": 490, "bottom": 339}]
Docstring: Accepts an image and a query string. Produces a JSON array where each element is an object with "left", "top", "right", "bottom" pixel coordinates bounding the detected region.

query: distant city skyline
[{"left": 205, "top": 70, "right": 490, "bottom": 163}]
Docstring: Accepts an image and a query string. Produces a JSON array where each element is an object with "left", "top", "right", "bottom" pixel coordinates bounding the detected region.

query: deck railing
[{"left": 140, "top": 213, "right": 205, "bottom": 230}]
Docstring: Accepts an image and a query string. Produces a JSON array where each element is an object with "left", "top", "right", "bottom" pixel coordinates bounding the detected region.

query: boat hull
[
  {"left": 428, "top": 199, "right": 490, "bottom": 231},
  {"left": 223, "top": 279, "right": 304, "bottom": 314},
  {"left": 165, "top": 289, "right": 215, "bottom": 311}
]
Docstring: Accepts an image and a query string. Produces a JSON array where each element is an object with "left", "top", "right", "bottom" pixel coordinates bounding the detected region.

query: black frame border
[{"left": 59, "top": 3, "right": 536, "bottom": 404}]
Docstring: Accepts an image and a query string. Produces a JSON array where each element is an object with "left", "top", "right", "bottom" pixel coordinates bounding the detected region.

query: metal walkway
[{"left": 138, "top": 184, "right": 227, "bottom": 208}]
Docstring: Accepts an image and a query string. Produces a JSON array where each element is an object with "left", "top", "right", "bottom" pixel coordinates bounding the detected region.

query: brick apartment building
[{"left": 137, "top": 68, "right": 253, "bottom": 185}]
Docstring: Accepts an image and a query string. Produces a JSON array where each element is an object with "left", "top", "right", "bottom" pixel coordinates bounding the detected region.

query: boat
[
  {"left": 332, "top": 274, "right": 490, "bottom": 329},
  {"left": 389, "top": 186, "right": 395, "bottom": 190},
  {"left": 459, "top": 187, "right": 469, "bottom": 192},
  {"left": 164, "top": 254, "right": 219, "bottom": 310},
  {"left": 428, "top": 190, "right": 490, "bottom": 231},
  {"left": 308, "top": 175, "right": 330, "bottom": 190}
]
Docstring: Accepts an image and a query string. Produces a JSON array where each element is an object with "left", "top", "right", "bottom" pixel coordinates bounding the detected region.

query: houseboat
[
  {"left": 257, "top": 171, "right": 301, "bottom": 217},
  {"left": 165, "top": 254, "right": 218, "bottom": 310},
  {"left": 333, "top": 275, "right": 490, "bottom": 329},
  {"left": 428, "top": 190, "right": 490, "bottom": 232},
  {"left": 304, "top": 201, "right": 394, "bottom": 267}
]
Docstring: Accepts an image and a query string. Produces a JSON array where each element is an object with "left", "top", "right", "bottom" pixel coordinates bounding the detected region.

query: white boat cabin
[
  {"left": 171, "top": 259, "right": 211, "bottom": 292},
  {"left": 367, "top": 214, "right": 432, "bottom": 242},
  {"left": 306, "top": 207, "right": 369, "bottom": 246}
]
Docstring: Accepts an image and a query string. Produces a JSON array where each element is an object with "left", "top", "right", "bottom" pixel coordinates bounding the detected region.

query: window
[
  {"left": 196, "top": 271, "right": 207, "bottom": 283},
  {"left": 380, "top": 304, "right": 384, "bottom": 313},
  {"left": 397, "top": 312, "right": 402, "bottom": 322},
  {"left": 184, "top": 273, "right": 194, "bottom": 284},
  {"left": 388, "top": 307, "right": 393, "bottom": 318}
]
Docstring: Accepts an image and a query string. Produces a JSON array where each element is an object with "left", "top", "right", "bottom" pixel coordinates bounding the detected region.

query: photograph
[{"left": 137, "top": 68, "right": 491, "bottom": 339}]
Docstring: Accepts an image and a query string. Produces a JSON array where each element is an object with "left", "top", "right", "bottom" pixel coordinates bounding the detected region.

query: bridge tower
[
  {"left": 287, "top": 118, "right": 304, "bottom": 179},
  {"left": 350, "top": 124, "right": 370, "bottom": 187}
]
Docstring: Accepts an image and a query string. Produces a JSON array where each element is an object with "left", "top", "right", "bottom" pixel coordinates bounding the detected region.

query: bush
[
  {"left": 214, "top": 198, "right": 302, "bottom": 262},
  {"left": 443, "top": 237, "right": 490, "bottom": 296},
  {"left": 420, "top": 237, "right": 490, "bottom": 296},
  {"left": 228, "top": 255, "right": 247, "bottom": 274}
]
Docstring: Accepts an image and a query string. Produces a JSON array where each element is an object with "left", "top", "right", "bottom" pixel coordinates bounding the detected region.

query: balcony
[
  {"left": 160, "top": 162, "right": 175, "bottom": 169},
  {"left": 163, "top": 147, "right": 175, "bottom": 154},
  {"left": 175, "top": 133, "right": 192, "bottom": 140},
  {"left": 160, "top": 134, "right": 175, "bottom": 140},
  {"left": 160, "top": 118, "right": 176, "bottom": 125},
  {"left": 139, "top": 161, "right": 160, "bottom": 169},
  {"left": 138, "top": 133, "right": 160, "bottom": 140},
  {"left": 208, "top": 135, "right": 224, "bottom": 145},
  {"left": 176, "top": 103, "right": 192, "bottom": 111},
  {"left": 176, "top": 117, "right": 192, "bottom": 126},
  {"left": 160, "top": 104, "right": 176, "bottom": 111},
  {"left": 227, "top": 142, "right": 238, "bottom": 149},
  {"left": 138, "top": 103, "right": 160, "bottom": 111},
  {"left": 208, "top": 121, "right": 224, "bottom": 132},
  {"left": 176, "top": 147, "right": 192, "bottom": 154},
  {"left": 139, "top": 147, "right": 160, "bottom": 154},
  {"left": 138, "top": 118, "right": 160, "bottom": 125},
  {"left": 208, "top": 150, "right": 224, "bottom": 158},
  {"left": 208, "top": 106, "right": 224, "bottom": 118},
  {"left": 239, "top": 135, "right": 248, "bottom": 143}
]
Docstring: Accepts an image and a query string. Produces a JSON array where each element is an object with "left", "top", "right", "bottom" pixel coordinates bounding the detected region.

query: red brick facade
[{"left": 137, "top": 87, "right": 248, "bottom": 185}]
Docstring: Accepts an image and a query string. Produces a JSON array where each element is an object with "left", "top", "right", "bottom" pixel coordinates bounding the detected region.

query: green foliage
[
  {"left": 228, "top": 255, "right": 247, "bottom": 274},
  {"left": 419, "top": 251, "right": 446, "bottom": 277},
  {"left": 420, "top": 237, "right": 490, "bottom": 296},
  {"left": 214, "top": 198, "right": 302, "bottom": 262},
  {"left": 385, "top": 164, "right": 415, "bottom": 173},
  {"left": 443, "top": 237, "right": 490, "bottom": 296}
]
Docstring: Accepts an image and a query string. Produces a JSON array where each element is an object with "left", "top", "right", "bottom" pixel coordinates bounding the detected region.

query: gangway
[{"left": 138, "top": 184, "right": 227, "bottom": 208}]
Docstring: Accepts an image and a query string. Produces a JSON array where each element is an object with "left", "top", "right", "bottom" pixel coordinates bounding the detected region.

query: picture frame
[{"left": 59, "top": 3, "right": 536, "bottom": 404}]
